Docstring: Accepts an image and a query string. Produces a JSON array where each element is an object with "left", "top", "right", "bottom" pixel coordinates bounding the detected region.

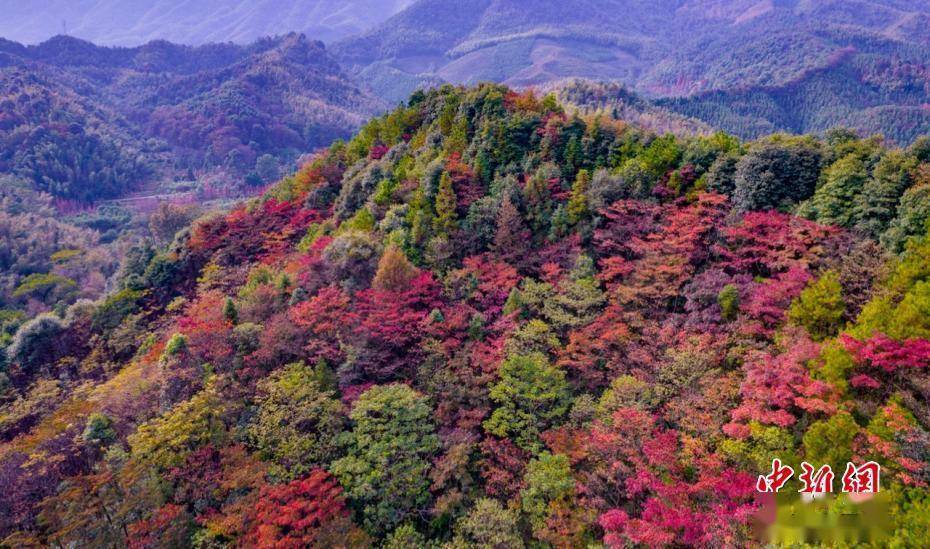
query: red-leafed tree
[
  {"left": 127, "top": 504, "right": 192, "bottom": 549},
  {"left": 479, "top": 436, "right": 530, "bottom": 500},
  {"left": 558, "top": 304, "right": 632, "bottom": 390},
  {"left": 725, "top": 335, "right": 837, "bottom": 437},
  {"left": 244, "top": 312, "right": 313, "bottom": 375},
  {"left": 245, "top": 470, "right": 357, "bottom": 548},
  {"left": 189, "top": 199, "right": 321, "bottom": 266},
  {"left": 843, "top": 333, "right": 930, "bottom": 374},
  {"left": 165, "top": 444, "right": 266, "bottom": 521},
  {"left": 841, "top": 333, "right": 930, "bottom": 394},
  {"left": 342, "top": 272, "right": 443, "bottom": 383},
  {"left": 587, "top": 409, "right": 757, "bottom": 547},
  {"left": 446, "top": 153, "right": 484, "bottom": 212},
  {"left": 447, "top": 254, "right": 521, "bottom": 317},
  {"left": 593, "top": 199, "right": 663, "bottom": 261},
  {"left": 289, "top": 285, "right": 354, "bottom": 365},
  {"left": 596, "top": 194, "right": 727, "bottom": 317},
  {"left": 175, "top": 290, "right": 234, "bottom": 368},
  {"left": 718, "top": 210, "right": 834, "bottom": 278},
  {"left": 740, "top": 266, "right": 811, "bottom": 338}
]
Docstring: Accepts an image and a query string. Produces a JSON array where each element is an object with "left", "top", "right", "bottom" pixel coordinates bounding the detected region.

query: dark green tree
[
  {"left": 483, "top": 352, "right": 571, "bottom": 451},
  {"left": 732, "top": 140, "right": 821, "bottom": 212},
  {"left": 855, "top": 151, "right": 915, "bottom": 237},
  {"left": 331, "top": 384, "right": 439, "bottom": 535},
  {"left": 807, "top": 153, "right": 869, "bottom": 227}
]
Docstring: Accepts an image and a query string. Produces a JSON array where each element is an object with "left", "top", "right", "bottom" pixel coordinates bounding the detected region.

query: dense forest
[
  {"left": 3, "top": 83, "right": 930, "bottom": 547},
  {"left": 660, "top": 51, "right": 930, "bottom": 145},
  {"left": 0, "top": 33, "right": 381, "bottom": 203},
  {"left": 0, "top": 32, "right": 386, "bottom": 325}
]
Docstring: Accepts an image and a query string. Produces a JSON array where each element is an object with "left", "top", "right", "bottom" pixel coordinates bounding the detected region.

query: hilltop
[{"left": 2, "top": 83, "right": 930, "bottom": 546}]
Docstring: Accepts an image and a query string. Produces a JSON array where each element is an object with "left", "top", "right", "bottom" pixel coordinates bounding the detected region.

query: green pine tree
[
  {"left": 567, "top": 169, "right": 591, "bottom": 224},
  {"left": 433, "top": 172, "right": 458, "bottom": 235}
]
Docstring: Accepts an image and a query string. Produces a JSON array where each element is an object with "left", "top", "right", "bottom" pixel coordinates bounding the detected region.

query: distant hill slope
[
  {"left": 334, "top": 0, "right": 930, "bottom": 142},
  {"left": 657, "top": 43, "right": 930, "bottom": 144},
  {"left": 0, "top": 0, "right": 414, "bottom": 46},
  {"left": 543, "top": 79, "right": 713, "bottom": 137},
  {"left": 0, "top": 34, "right": 383, "bottom": 202}
]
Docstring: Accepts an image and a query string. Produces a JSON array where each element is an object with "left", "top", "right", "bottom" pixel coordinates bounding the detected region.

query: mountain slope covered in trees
[
  {"left": 0, "top": 33, "right": 384, "bottom": 338},
  {"left": 658, "top": 34, "right": 930, "bottom": 144},
  {"left": 0, "top": 33, "right": 383, "bottom": 203},
  {"left": 335, "top": 0, "right": 930, "bottom": 142},
  {"left": 548, "top": 79, "right": 713, "bottom": 137},
  {"left": 3, "top": 84, "right": 930, "bottom": 546}
]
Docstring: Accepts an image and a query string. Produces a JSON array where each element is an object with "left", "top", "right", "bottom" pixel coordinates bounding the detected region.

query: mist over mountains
[{"left": 0, "top": 0, "right": 414, "bottom": 46}]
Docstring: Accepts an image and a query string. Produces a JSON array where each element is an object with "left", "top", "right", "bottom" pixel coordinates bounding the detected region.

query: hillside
[
  {"left": 334, "top": 0, "right": 930, "bottom": 142},
  {"left": 2, "top": 83, "right": 930, "bottom": 546},
  {"left": 0, "top": 34, "right": 383, "bottom": 203},
  {"left": 0, "top": 33, "right": 384, "bottom": 326},
  {"left": 658, "top": 52, "right": 930, "bottom": 143},
  {"left": 0, "top": 0, "right": 414, "bottom": 46},
  {"left": 546, "top": 79, "right": 714, "bottom": 137}
]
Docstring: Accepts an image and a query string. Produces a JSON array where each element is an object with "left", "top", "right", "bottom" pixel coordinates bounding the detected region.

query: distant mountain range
[
  {"left": 0, "top": 34, "right": 382, "bottom": 202},
  {"left": 333, "top": 0, "right": 930, "bottom": 143},
  {"left": 0, "top": 0, "right": 414, "bottom": 46},
  {"left": 2, "top": 0, "right": 930, "bottom": 158}
]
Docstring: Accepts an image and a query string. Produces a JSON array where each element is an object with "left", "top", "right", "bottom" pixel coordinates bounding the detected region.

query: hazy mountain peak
[
  {"left": 332, "top": 0, "right": 930, "bottom": 141},
  {"left": 0, "top": 0, "right": 416, "bottom": 46}
]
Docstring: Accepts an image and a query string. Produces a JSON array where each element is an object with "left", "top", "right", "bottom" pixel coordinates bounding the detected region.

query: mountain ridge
[
  {"left": 0, "top": 33, "right": 384, "bottom": 202},
  {"left": 0, "top": 0, "right": 416, "bottom": 46},
  {"left": 333, "top": 0, "right": 930, "bottom": 142}
]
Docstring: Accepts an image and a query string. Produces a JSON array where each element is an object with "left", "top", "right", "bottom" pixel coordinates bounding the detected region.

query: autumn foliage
[
  {"left": 245, "top": 470, "right": 353, "bottom": 548},
  {"left": 3, "top": 83, "right": 930, "bottom": 547}
]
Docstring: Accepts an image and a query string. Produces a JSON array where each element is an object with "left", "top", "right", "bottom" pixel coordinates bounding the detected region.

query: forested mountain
[
  {"left": 0, "top": 34, "right": 383, "bottom": 203},
  {"left": 334, "top": 0, "right": 930, "bottom": 142},
  {"left": 6, "top": 1, "right": 930, "bottom": 145},
  {"left": 0, "top": 0, "right": 414, "bottom": 46},
  {"left": 658, "top": 30, "right": 930, "bottom": 144},
  {"left": 0, "top": 33, "right": 383, "bottom": 327},
  {"left": 548, "top": 79, "right": 713, "bottom": 137},
  {"left": 3, "top": 83, "right": 930, "bottom": 546}
]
